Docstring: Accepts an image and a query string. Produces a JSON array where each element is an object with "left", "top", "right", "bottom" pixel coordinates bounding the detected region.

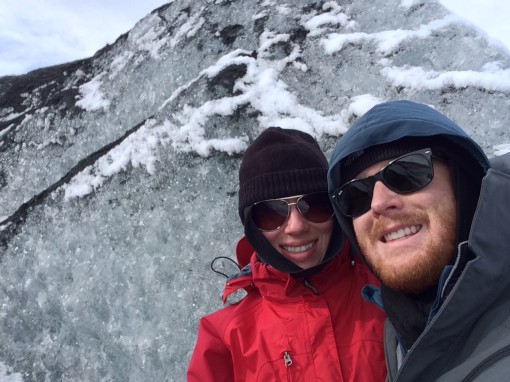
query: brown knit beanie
[{"left": 238, "top": 127, "right": 328, "bottom": 223}]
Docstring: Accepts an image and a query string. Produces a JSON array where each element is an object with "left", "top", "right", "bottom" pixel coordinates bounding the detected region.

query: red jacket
[{"left": 187, "top": 238, "right": 386, "bottom": 381}]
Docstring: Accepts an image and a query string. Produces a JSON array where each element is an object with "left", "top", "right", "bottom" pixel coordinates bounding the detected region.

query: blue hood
[{"left": 327, "top": 100, "right": 491, "bottom": 251}]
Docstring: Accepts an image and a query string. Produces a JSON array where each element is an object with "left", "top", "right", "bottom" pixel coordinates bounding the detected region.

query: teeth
[
  {"left": 283, "top": 242, "right": 314, "bottom": 253},
  {"left": 384, "top": 225, "right": 421, "bottom": 242}
]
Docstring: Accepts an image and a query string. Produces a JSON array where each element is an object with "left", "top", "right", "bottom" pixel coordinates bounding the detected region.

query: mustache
[{"left": 367, "top": 212, "right": 430, "bottom": 242}]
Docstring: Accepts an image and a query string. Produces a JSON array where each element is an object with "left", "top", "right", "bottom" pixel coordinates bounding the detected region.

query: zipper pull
[
  {"left": 303, "top": 279, "right": 318, "bottom": 294},
  {"left": 283, "top": 351, "right": 293, "bottom": 367}
]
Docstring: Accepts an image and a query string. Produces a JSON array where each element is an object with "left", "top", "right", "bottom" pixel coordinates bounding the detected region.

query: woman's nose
[{"left": 284, "top": 205, "right": 308, "bottom": 232}]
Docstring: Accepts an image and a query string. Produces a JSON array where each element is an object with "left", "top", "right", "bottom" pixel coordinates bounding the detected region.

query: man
[
  {"left": 327, "top": 100, "right": 510, "bottom": 381},
  {"left": 188, "top": 127, "right": 386, "bottom": 381}
]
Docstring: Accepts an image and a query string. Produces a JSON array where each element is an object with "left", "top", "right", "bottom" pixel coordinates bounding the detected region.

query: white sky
[
  {"left": 440, "top": 0, "right": 510, "bottom": 51},
  {"left": 0, "top": 0, "right": 169, "bottom": 76},
  {"left": 0, "top": 0, "right": 509, "bottom": 77}
]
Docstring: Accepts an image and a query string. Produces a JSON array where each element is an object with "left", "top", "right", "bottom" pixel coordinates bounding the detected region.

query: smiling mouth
[
  {"left": 384, "top": 225, "right": 422, "bottom": 242},
  {"left": 282, "top": 242, "right": 315, "bottom": 253}
]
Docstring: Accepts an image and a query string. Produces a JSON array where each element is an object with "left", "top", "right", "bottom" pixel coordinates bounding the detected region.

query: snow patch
[{"left": 75, "top": 75, "right": 111, "bottom": 111}]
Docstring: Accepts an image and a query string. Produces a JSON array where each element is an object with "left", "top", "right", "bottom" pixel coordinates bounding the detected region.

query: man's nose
[{"left": 370, "top": 181, "right": 403, "bottom": 215}]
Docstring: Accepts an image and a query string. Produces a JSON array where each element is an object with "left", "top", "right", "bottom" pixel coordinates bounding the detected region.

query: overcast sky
[
  {"left": 0, "top": 0, "right": 509, "bottom": 77},
  {"left": 0, "top": 0, "right": 168, "bottom": 76},
  {"left": 441, "top": 0, "right": 510, "bottom": 50}
]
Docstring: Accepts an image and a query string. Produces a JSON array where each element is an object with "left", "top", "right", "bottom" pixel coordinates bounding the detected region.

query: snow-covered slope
[{"left": 0, "top": 0, "right": 509, "bottom": 380}]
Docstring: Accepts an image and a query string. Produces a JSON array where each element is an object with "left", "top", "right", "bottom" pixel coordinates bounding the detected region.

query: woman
[{"left": 187, "top": 127, "right": 386, "bottom": 381}]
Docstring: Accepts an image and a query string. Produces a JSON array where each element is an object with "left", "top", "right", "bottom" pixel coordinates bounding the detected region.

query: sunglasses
[
  {"left": 249, "top": 192, "right": 334, "bottom": 231},
  {"left": 331, "top": 148, "right": 434, "bottom": 217}
]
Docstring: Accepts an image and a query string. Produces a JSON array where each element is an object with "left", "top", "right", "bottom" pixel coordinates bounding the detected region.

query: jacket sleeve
[{"left": 187, "top": 316, "right": 234, "bottom": 382}]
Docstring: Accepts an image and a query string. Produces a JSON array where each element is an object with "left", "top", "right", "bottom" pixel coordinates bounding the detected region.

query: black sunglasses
[
  {"left": 249, "top": 192, "right": 334, "bottom": 231},
  {"left": 331, "top": 148, "right": 434, "bottom": 217}
]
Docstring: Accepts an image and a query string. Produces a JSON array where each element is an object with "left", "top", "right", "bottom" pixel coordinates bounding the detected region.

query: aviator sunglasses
[
  {"left": 331, "top": 148, "right": 434, "bottom": 217},
  {"left": 249, "top": 192, "right": 334, "bottom": 231}
]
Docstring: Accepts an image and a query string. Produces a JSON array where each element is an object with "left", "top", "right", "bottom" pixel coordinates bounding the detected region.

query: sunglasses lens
[
  {"left": 252, "top": 200, "right": 289, "bottom": 231},
  {"left": 383, "top": 153, "right": 432, "bottom": 193},
  {"left": 337, "top": 180, "right": 374, "bottom": 217},
  {"left": 298, "top": 193, "right": 334, "bottom": 223}
]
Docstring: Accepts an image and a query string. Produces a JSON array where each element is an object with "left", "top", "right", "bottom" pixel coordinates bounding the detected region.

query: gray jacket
[{"left": 384, "top": 153, "right": 510, "bottom": 381}]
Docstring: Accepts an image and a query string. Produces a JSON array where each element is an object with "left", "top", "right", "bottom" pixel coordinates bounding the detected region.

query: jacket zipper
[
  {"left": 283, "top": 351, "right": 293, "bottom": 382},
  {"left": 461, "top": 344, "right": 510, "bottom": 381}
]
